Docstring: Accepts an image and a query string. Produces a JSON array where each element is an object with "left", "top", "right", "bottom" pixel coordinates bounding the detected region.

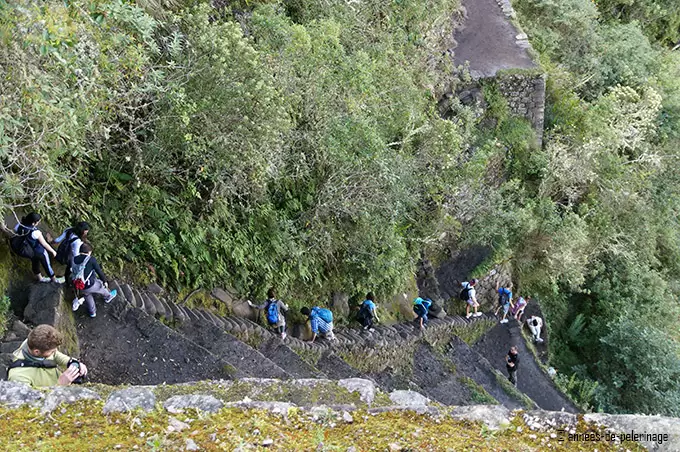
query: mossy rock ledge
[{"left": 0, "top": 379, "right": 676, "bottom": 450}]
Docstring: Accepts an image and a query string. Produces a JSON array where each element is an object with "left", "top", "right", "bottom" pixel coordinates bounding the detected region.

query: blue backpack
[
  {"left": 313, "top": 307, "right": 333, "bottom": 323},
  {"left": 266, "top": 300, "right": 279, "bottom": 325}
]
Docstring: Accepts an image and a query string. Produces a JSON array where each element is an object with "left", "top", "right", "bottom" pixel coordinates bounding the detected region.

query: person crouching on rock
[
  {"left": 248, "top": 288, "right": 289, "bottom": 340},
  {"left": 301, "top": 306, "right": 336, "bottom": 343},
  {"left": 7, "top": 324, "right": 88, "bottom": 387},
  {"left": 357, "top": 292, "right": 380, "bottom": 332},
  {"left": 70, "top": 243, "right": 117, "bottom": 318},
  {"left": 413, "top": 297, "right": 432, "bottom": 330},
  {"left": 527, "top": 316, "right": 544, "bottom": 343},
  {"left": 506, "top": 345, "right": 519, "bottom": 386}
]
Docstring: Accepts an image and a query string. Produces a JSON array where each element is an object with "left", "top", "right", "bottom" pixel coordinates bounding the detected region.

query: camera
[{"left": 67, "top": 358, "right": 86, "bottom": 384}]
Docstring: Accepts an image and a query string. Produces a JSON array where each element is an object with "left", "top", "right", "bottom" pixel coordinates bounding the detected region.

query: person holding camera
[{"left": 7, "top": 324, "right": 88, "bottom": 387}]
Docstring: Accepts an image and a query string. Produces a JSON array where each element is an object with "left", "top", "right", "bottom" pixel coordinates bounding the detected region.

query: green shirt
[{"left": 7, "top": 340, "right": 71, "bottom": 387}]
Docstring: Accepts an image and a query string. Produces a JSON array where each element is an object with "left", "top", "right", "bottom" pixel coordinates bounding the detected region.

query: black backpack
[
  {"left": 9, "top": 226, "right": 35, "bottom": 258},
  {"left": 459, "top": 286, "right": 472, "bottom": 301},
  {"left": 499, "top": 290, "right": 510, "bottom": 306},
  {"left": 356, "top": 303, "right": 371, "bottom": 322},
  {"left": 55, "top": 230, "right": 77, "bottom": 265}
]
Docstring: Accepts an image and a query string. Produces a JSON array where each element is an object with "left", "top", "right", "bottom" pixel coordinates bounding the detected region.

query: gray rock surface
[
  {"left": 24, "top": 284, "right": 64, "bottom": 326},
  {"left": 104, "top": 387, "right": 156, "bottom": 413},
  {"left": 584, "top": 413, "right": 680, "bottom": 452},
  {"left": 389, "top": 390, "right": 430, "bottom": 407},
  {"left": 164, "top": 394, "right": 224, "bottom": 414},
  {"left": 330, "top": 292, "right": 350, "bottom": 318},
  {"left": 12, "top": 320, "right": 31, "bottom": 340},
  {"left": 42, "top": 386, "right": 100, "bottom": 413},
  {"left": 450, "top": 405, "right": 511, "bottom": 430},
  {"left": 338, "top": 378, "right": 376, "bottom": 405},
  {"left": 0, "top": 381, "right": 44, "bottom": 408}
]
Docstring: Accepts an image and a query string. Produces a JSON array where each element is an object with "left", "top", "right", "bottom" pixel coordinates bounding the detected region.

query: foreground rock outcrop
[{"left": 0, "top": 379, "right": 676, "bottom": 451}]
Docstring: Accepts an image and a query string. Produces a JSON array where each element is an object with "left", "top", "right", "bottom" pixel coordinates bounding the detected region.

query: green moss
[
  {"left": 451, "top": 318, "right": 496, "bottom": 346},
  {"left": 0, "top": 400, "right": 647, "bottom": 451},
  {"left": 494, "top": 370, "right": 536, "bottom": 410},
  {"left": 338, "top": 342, "right": 416, "bottom": 376},
  {"left": 459, "top": 376, "right": 498, "bottom": 405},
  {"left": 290, "top": 346, "right": 322, "bottom": 368},
  {"left": 58, "top": 294, "right": 79, "bottom": 358}
]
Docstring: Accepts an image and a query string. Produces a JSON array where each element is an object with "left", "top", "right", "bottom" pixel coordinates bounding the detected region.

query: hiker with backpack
[
  {"left": 300, "top": 306, "right": 336, "bottom": 342},
  {"left": 495, "top": 281, "right": 514, "bottom": 324},
  {"left": 53, "top": 221, "right": 90, "bottom": 284},
  {"left": 413, "top": 297, "right": 432, "bottom": 330},
  {"left": 460, "top": 279, "right": 482, "bottom": 319},
  {"left": 527, "top": 315, "right": 544, "bottom": 343},
  {"left": 10, "top": 212, "right": 62, "bottom": 283},
  {"left": 70, "top": 243, "right": 117, "bottom": 318},
  {"left": 512, "top": 295, "right": 530, "bottom": 321},
  {"left": 357, "top": 292, "right": 380, "bottom": 331},
  {"left": 248, "top": 288, "right": 289, "bottom": 340}
]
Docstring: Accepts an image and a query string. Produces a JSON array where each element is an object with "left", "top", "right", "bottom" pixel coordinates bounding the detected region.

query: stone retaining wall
[{"left": 497, "top": 71, "right": 546, "bottom": 145}]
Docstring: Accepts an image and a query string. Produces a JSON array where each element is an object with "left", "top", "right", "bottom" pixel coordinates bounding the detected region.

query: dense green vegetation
[{"left": 1, "top": 0, "right": 679, "bottom": 416}]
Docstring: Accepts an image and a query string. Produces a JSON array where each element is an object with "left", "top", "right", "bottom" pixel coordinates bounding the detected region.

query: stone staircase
[
  {"left": 102, "top": 279, "right": 539, "bottom": 410},
  {"left": 1, "top": 278, "right": 575, "bottom": 413}
]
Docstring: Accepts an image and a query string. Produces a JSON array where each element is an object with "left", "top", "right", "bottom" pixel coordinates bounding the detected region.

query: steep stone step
[
  {"left": 258, "top": 337, "right": 327, "bottom": 379},
  {"left": 177, "top": 319, "right": 291, "bottom": 379},
  {"left": 140, "top": 292, "right": 156, "bottom": 317},
  {"left": 183, "top": 307, "right": 202, "bottom": 323},
  {"left": 77, "top": 301, "right": 244, "bottom": 385},
  {"left": 119, "top": 283, "right": 136, "bottom": 308},
  {"left": 167, "top": 301, "right": 188, "bottom": 324},
  {"left": 411, "top": 342, "right": 495, "bottom": 407},
  {"left": 315, "top": 351, "right": 364, "bottom": 380},
  {"left": 157, "top": 297, "right": 173, "bottom": 322},
  {"left": 446, "top": 335, "right": 526, "bottom": 410}
]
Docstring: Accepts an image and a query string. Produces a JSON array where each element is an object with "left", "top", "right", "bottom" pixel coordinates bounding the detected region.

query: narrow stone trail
[{"left": 453, "top": 0, "right": 536, "bottom": 77}]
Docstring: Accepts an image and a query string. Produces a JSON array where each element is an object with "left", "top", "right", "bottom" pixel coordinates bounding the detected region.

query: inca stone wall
[{"left": 497, "top": 72, "right": 546, "bottom": 145}]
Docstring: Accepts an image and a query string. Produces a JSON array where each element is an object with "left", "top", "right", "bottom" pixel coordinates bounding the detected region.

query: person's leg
[
  {"left": 80, "top": 288, "right": 96, "bottom": 316},
  {"left": 501, "top": 304, "right": 509, "bottom": 323},
  {"left": 37, "top": 248, "right": 55, "bottom": 279},
  {"left": 466, "top": 302, "right": 471, "bottom": 318},
  {"left": 30, "top": 255, "right": 43, "bottom": 280}
]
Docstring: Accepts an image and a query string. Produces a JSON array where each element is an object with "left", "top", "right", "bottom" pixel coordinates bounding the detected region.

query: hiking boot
[
  {"left": 536, "top": 338, "right": 544, "bottom": 343},
  {"left": 54, "top": 276, "right": 66, "bottom": 284},
  {"left": 105, "top": 289, "right": 117, "bottom": 304},
  {"left": 500, "top": 319, "right": 509, "bottom": 324},
  {"left": 72, "top": 297, "right": 84, "bottom": 311},
  {"left": 281, "top": 332, "right": 287, "bottom": 340},
  {"left": 368, "top": 328, "right": 375, "bottom": 333},
  {"left": 89, "top": 313, "right": 96, "bottom": 318},
  {"left": 473, "top": 312, "right": 483, "bottom": 317},
  {"left": 466, "top": 313, "right": 473, "bottom": 319},
  {"left": 39, "top": 276, "right": 51, "bottom": 283}
]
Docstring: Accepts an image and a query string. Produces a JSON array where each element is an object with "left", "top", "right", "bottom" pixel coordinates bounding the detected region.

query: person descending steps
[
  {"left": 249, "top": 288, "right": 289, "bottom": 340},
  {"left": 356, "top": 292, "right": 380, "bottom": 332},
  {"left": 301, "top": 306, "right": 337, "bottom": 343},
  {"left": 70, "top": 243, "right": 117, "bottom": 318},
  {"left": 53, "top": 221, "right": 90, "bottom": 285},
  {"left": 460, "top": 279, "right": 482, "bottom": 319},
  {"left": 10, "top": 212, "right": 63, "bottom": 283},
  {"left": 495, "top": 281, "right": 514, "bottom": 324},
  {"left": 413, "top": 297, "right": 432, "bottom": 330}
]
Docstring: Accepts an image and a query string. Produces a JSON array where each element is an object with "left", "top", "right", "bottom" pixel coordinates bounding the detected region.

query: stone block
[
  {"left": 42, "top": 386, "right": 100, "bottom": 414},
  {"left": 164, "top": 394, "right": 224, "bottom": 414},
  {"left": 104, "top": 387, "right": 156, "bottom": 414},
  {"left": 330, "top": 292, "right": 350, "bottom": 318},
  {"left": 0, "top": 381, "right": 44, "bottom": 408}
]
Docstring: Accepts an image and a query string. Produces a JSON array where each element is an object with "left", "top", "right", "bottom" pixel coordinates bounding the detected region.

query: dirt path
[
  {"left": 473, "top": 319, "right": 579, "bottom": 413},
  {"left": 453, "top": 0, "right": 536, "bottom": 77}
]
